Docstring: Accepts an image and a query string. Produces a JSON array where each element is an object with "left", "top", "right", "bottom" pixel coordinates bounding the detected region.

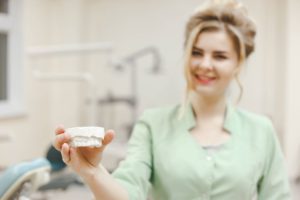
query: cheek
[
  {"left": 220, "top": 62, "right": 238, "bottom": 78},
  {"left": 221, "top": 70, "right": 235, "bottom": 80},
  {"left": 190, "top": 59, "right": 200, "bottom": 70}
]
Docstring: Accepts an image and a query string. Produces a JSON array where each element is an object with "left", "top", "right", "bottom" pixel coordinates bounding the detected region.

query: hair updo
[{"left": 184, "top": 0, "right": 256, "bottom": 61}]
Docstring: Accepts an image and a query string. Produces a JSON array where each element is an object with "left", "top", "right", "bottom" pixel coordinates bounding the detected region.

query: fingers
[
  {"left": 61, "top": 143, "right": 70, "bottom": 164},
  {"left": 55, "top": 125, "right": 65, "bottom": 135},
  {"left": 53, "top": 132, "right": 71, "bottom": 151},
  {"left": 59, "top": 129, "right": 116, "bottom": 169},
  {"left": 53, "top": 124, "right": 70, "bottom": 151},
  {"left": 102, "top": 129, "right": 115, "bottom": 146},
  {"left": 62, "top": 143, "right": 83, "bottom": 166}
]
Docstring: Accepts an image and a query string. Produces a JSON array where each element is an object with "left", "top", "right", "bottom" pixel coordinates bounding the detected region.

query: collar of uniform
[{"left": 183, "top": 102, "right": 238, "bottom": 134}]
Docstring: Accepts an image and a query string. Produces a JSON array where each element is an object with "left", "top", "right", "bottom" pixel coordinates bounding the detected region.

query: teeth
[{"left": 196, "top": 74, "right": 215, "bottom": 79}]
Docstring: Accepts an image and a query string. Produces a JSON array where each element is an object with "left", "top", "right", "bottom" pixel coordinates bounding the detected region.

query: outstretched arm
[{"left": 53, "top": 126, "right": 129, "bottom": 200}]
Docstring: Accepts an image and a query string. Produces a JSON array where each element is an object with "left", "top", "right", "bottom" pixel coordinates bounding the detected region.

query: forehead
[{"left": 193, "top": 30, "right": 235, "bottom": 52}]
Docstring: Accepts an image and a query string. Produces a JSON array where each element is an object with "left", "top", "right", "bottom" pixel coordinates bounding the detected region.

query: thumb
[{"left": 102, "top": 129, "right": 115, "bottom": 146}]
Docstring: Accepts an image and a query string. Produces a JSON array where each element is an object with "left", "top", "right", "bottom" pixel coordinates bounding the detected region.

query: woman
[{"left": 53, "top": 0, "right": 291, "bottom": 199}]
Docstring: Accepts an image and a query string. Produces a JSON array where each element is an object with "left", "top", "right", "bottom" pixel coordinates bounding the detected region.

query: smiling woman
[
  {"left": 53, "top": 0, "right": 291, "bottom": 200},
  {"left": 182, "top": 1, "right": 256, "bottom": 108},
  {"left": 189, "top": 31, "right": 239, "bottom": 98}
]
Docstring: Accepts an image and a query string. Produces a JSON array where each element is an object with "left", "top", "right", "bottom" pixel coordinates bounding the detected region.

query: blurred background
[{"left": 0, "top": 0, "right": 299, "bottom": 199}]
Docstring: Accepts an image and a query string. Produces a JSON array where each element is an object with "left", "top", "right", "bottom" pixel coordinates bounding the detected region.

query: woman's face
[{"left": 189, "top": 30, "right": 239, "bottom": 98}]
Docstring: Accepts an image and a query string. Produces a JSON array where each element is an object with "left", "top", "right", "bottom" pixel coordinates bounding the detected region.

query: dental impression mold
[{"left": 66, "top": 126, "right": 105, "bottom": 147}]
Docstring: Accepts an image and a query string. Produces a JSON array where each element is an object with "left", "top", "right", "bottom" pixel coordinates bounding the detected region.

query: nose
[{"left": 200, "top": 55, "right": 213, "bottom": 70}]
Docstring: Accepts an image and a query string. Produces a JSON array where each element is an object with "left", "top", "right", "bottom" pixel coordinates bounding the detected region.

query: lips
[{"left": 194, "top": 74, "right": 217, "bottom": 85}]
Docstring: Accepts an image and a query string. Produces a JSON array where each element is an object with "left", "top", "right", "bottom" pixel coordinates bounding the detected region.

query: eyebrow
[
  {"left": 192, "top": 46, "right": 229, "bottom": 54},
  {"left": 214, "top": 51, "right": 229, "bottom": 54},
  {"left": 192, "top": 46, "right": 202, "bottom": 51}
]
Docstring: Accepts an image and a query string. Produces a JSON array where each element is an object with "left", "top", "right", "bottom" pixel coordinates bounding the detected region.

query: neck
[{"left": 190, "top": 92, "right": 227, "bottom": 119}]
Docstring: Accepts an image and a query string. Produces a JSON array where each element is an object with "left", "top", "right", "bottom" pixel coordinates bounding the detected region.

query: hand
[{"left": 53, "top": 125, "right": 115, "bottom": 176}]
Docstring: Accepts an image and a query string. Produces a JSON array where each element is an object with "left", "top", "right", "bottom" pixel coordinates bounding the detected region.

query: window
[
  {"left": 0, "top": 0, "right": 24, "bottom": 118},
  {"left": 0, "top": 0, "right": 8, "bottom": 14},
  {"left": 0, "top": 33, "right": 7, "bottom": 101}
]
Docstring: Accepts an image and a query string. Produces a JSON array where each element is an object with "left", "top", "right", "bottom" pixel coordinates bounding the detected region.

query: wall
[
  {"left": 0, "top": 0, "right": 85, "bottom": 165},
  {"left": 284, "top": 0, "right": 300, "bottom": 179},
  {"left": 0, "top": 0, "right": 292, "bottom": 174}
]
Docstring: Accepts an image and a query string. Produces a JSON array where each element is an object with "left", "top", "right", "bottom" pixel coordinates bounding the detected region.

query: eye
[
  {"left": 214, "top": 54, "right": 227, "bottom": 60},
  {"left": 192, "top": 50, "right": 203, "bottom": 57}
]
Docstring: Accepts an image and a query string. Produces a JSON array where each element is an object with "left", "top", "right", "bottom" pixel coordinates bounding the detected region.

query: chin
[
  {"left": 193, "top": 86, "right": 220, "bottom": 98},
  {"left": 195, "top": 85, "right": 214, "bottom": 93}
]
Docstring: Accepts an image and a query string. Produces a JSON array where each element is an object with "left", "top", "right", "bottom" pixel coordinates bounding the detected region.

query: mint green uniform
[{"left": 112, "top": 104, "right": 291, "bottom": 200}]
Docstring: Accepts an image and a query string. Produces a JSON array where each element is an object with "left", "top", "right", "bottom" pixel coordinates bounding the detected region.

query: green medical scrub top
[{"left": 112, "top": 104, "right": 291, "bottom": 200}]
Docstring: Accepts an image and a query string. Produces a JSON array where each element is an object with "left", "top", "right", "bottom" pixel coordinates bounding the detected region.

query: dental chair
[{"left": 0, "top": 158, "right": 51, "bottom": 200}]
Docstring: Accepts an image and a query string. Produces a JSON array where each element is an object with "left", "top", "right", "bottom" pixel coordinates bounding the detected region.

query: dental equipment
[
  {"left": 28, "top": 42, "right": 114, "bottom": 125},
  {"left": 0, "top": 158, "right": 51, "bottom": 200},
  {"left": 99, "top": 46, "right": 161, "bottom": 136}
]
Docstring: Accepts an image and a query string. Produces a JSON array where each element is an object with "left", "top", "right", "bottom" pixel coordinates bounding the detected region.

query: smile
[{"left": 194, "top": 74, "right": 217, "bottom": 85}]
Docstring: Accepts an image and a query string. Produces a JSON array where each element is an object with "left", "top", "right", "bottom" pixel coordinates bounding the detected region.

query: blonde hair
[{"left": 180, "top": 0, "right": 256, "bottom": 118}]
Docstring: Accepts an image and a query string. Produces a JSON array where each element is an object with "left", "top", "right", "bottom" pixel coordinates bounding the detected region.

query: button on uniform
[{"left": 206, "top": 155, "right": 212, "bottom": 161}]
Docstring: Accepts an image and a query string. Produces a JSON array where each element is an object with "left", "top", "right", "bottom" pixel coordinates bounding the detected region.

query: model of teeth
[{"left": 65, "top": 126, "right": 105, "bottom": 148}]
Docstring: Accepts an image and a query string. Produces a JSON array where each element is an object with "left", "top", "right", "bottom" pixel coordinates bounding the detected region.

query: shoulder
[
  {"left": 234, "top": 106, "right": 273, "bottom": 130},
  {"left": 231, "top": 106, "right": 277, "bottom": 146},
  {"left": 233, "top": 107, "right": 282, "bottom": 159},
  {"left": 239, "top": 108, "right": 279, "bottom": 145}
]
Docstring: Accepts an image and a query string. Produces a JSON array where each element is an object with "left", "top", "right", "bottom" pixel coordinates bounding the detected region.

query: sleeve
[
  {"left": 257, "top": 119, "right": 291, "bottom": 200},
  {"left": 112, "top": 113, "right": 153, "bottom": 200}
]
